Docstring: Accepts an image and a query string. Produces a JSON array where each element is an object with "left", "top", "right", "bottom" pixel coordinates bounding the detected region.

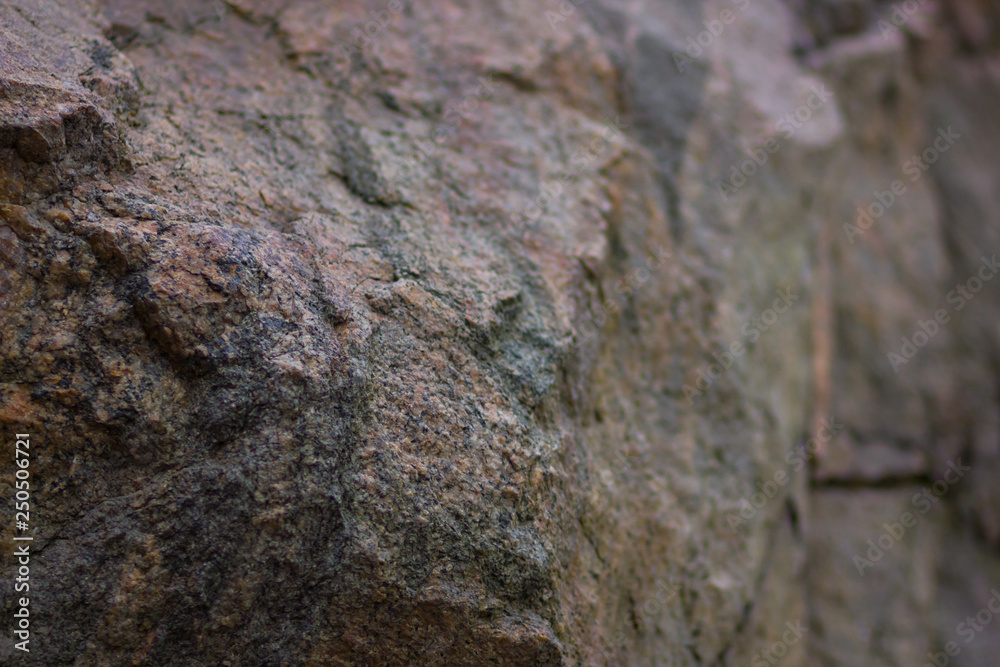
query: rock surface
[{"left": 0, "top": 0, "right": 999, "bottom": 665}]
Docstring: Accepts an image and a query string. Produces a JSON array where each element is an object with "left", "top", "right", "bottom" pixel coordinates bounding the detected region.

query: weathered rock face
[{"left": 1, "top": 0, "right": 999, "bottom": 665}]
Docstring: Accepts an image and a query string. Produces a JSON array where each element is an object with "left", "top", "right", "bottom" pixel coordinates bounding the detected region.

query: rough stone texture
[{"left": 0, "top": 0, "right": 999, "bottom": 665}]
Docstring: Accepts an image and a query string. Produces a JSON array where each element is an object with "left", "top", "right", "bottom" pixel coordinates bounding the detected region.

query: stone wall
[{"left": 0, "top": 0, "right": 998, "bottom": 664}]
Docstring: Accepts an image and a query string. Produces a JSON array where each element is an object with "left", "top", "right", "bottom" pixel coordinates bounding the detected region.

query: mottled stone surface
[{"left": 0, "top": 0, "right": 998, "bottom": 665}]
